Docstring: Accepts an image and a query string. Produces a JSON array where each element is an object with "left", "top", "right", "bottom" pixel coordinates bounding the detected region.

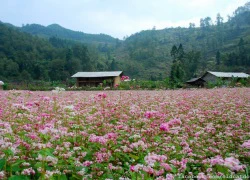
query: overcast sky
[{"left": 0, "top": 0, "right": 249, "bottom": 39}]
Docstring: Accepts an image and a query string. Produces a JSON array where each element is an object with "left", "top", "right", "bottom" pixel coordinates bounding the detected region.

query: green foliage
[
  {"left": 0, "top": 158, "right": 6, "bottom": 170},
  {"left": 8, "top": 175, "right": 29, "bottom": 180},
  {"left": 115, "top": 5, "right": 250, "bottom": 79},
  {"left": 0, "top": 22, "right": 95, "bottom": 82},
  {"left": 118, "top": 79, "right": 171, "bottom": 90}
]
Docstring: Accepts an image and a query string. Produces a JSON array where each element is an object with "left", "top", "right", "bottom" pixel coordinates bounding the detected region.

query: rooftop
[
  {"left": 207, "top": 71, "right": 250, "bottom": 78},
  {"left": 186, "top": 77, "right": 205, "bottom": 83},
  {"left": 71, "top": 71, "right": 123, "bottom": 78}
]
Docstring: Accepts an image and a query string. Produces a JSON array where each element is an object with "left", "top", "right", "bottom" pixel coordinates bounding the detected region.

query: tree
[
  {"left": 189, "top": 23, "right": 195, "bottom": 29},
  {"left": 216, "top": 51, "right": 221, "bottom": 65},
  {"left": 204, "top": 17, "right": 212, "bottom": 28},
  {"left": 238, "top": 38, "right": 247, "bottom": 65},
  {"left": 110, "top": 58, "right": 118, "bottom": 71},
  {"left": 170, "top": 45, "right": 178, "bottom": 60},
  {"left": 6, "top": 61, "right": 19, "bottom": 76},
  {"left": 216, "top": 13, "right": 223, "bottom": 26},
  {"left": 177, "top": 44, "right": 184, "bottom": 61},
  {"left": 200, "top": 18, "right": 205, "bottom": 30}
]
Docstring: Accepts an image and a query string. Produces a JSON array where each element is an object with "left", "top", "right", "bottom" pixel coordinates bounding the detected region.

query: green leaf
[
  {"left": 58, "top": 174, "right": 67, "bottom": 180},
  {"left": 170, "top": 165, "right": 178, "bottom": 174},
  {"left": 129, "top": 154, "right": 139, "bottom": 161},
  {"left": 38, "top": 148, "right": 54, "bottom": 157},
  {"left": 129, "top": 172, "right": 137, "bottom": 179},
  {"left": 0, "top": 159, "right": 6, "bottom": 170},
  {"left": 3, "top": 149, "right": 14, "bottom": 156},
  {"left": 11, "top": 164, "right": 21, "bottom": 172},
  {"left": 11, "top": 160, "right": 25, "bottom": 171},
  {"left": 34, "top": 162, "right": 43, "bottom": 168},
  {"left": 84, "top": 151, "right": 93, "bottom": 161},
  {"left": 153, "top": 136, "right": 161, "bottom": 142},
  {"left": 216, "top": 165, "right": 229, "bottom": 174},
  {"left": 8, "top": 175, "right": 29, "bottom": 180}
]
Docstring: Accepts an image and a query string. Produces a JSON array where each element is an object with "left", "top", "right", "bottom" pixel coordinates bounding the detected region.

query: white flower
[
  {"left": 0, "top": 171, "right": 5, "bottom": 179},
  {"left": 77, "top": 168, "right": 86, "bottom": 176},
  {"left": 52, "top": 87, "right": 65, "bottom": 93}
]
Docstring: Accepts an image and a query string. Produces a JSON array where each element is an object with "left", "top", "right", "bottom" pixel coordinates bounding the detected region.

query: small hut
[
  {"left": 201, "top": 71, "right": 249, "bottom": 83},
  {"left": 71, "top": 71, "right": 123, "bottom": 87},
  {"left": 186, "top": 77, "right": 205, "bottom": 87},
  {"left": 186, "top": 71, "right": 250, "bottom": 87}
]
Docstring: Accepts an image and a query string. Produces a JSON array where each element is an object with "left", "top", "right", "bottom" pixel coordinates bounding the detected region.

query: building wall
[
  {"left": 202, "top": 73, "right": 217, "bottom": 83},
  {"left": 76, "top": 76, "right": 120, "bottom": 87},
  {"left": 114, "top": 76, "right": 121, "bottom": 86}
]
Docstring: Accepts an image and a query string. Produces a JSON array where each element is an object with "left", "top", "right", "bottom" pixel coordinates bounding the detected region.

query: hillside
[
  {"left": 114, "top": 2, "right": 250, "bottom": 80},
  {"left": 20, "top": 23, "right": 119, "bottom": 45},
  {"left": 0, "top": 22, "right": 93, "bottom": 82}
]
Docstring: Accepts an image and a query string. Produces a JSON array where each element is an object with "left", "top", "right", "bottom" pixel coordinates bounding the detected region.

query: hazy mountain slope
[{"left": 20, "top": 23, "right": 119, "bottom": 45}]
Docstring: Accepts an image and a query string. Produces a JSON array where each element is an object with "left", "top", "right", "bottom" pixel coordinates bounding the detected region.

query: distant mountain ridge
[
  {"left": 0, "top": 2, "right": 250, "bottom": 82},
  {"left": 20, "top": 23, "right": 119, "bottom": 45}
]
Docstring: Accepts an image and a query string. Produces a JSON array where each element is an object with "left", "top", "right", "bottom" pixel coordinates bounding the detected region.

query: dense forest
[
  {"left": 0, "top": 2, "right": 250, "bottom": 83},
  {"left": 0, "top": 23, "right": 94, "bottom": 82},
  {"left": 115, "top": 2, "right": 250, "bottom": 80}
]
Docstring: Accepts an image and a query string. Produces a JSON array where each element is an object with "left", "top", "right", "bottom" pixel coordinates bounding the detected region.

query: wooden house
[
  {"left": 186, "top": 77, "right": 205, "bottom": 87},
  {"left": 201, "top": 71, "right": 249, "bottom": 83},
  {"left": 186, "top": 71, "right": 249, "bottom": 87},
  {"left": 71, "top": 71, "right": 123, "bottom": 87}
]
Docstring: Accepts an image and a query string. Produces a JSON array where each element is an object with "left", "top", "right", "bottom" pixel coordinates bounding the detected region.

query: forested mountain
[
  {"left": 20, "top": 23, "right": 119, "bottom": 45},
  {"left": 0, "top": 22, "right": 94, "bottom": 82},
  {"left": 114, "top": 2, "right": 250, "bottom": 80},
  {"left": 0, "top": 2, "right": 250, "bottom": 83}
]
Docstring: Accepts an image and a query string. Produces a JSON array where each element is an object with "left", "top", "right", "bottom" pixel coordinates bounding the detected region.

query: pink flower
[
  {"left": 160, "top": 123, "right": 170, "bottom": 132},
  {"left": 161, "top": 163, "right": 172, "bottom": 171},
  {"left": 105, "top": 132, "right": 117, "bottom": 140},
  {"left": 165, "top": 174, "right": 174, "bottom": 180},
  {"left": 83, "top": 161, "right": 93, "bottom": 167},
  {"left": 197, "top": 172, "right": 208, "bottom": 180},
  {"left": 121, "top": 76, "right": 130, "bottom": 81},
  {"left": 130, "top": 164, "right": 143, "bottom": 172},
  {"left": 242, "top": 140, "right": 250, "bottom": 149},
  {"left": 210, "top": 156, "right": 224, "bottom": 166},
  {"left": 143, "top": 166, "right": 154, "bottom": 174},
  {"left": 224, "top": 157, "right": 245, "bottom": 171},
  {"left": 130, "top": 165, "right": 135, "bottom": 172},
  {"left": 27, "top": 133, "right": 38, "bottom": 140},
  {"left": 168, "top": 118, "right": 182, "bottom": 127},
  {"left": 96, "top": 93, "right": 107, "bottom": 99},
  {"left": 144, "top": 111, "right": 155, "bottom": 119}
]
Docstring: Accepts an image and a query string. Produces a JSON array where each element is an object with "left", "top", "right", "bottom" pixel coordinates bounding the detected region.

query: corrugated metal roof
[
  {"left": 208, "top": 71, "right": 250, "bottom": 78},
  {"left": 71, "top": 71, "right": 123, "bottom": 78}
]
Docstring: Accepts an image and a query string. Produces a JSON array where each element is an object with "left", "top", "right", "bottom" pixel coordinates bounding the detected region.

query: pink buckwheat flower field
[{"left": 0, "top": 88, "right": 250, "bottom": 179}]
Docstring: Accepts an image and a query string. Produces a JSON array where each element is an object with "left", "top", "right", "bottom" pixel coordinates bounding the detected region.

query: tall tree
[
  {"left": 177, "top": 44, "right": 184, "bottom": 61},
  {"left": 170, "top": 45, "right": 178, "bottom": 60},
  {"left": 216, "top": 51, "right": 221, "bottom": 65},
  {"left": 204, "top": 17, "right": 212, "bottom": 28},
  {"left": 216, "top": 13, "right": 224, "bottom": 26}
]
